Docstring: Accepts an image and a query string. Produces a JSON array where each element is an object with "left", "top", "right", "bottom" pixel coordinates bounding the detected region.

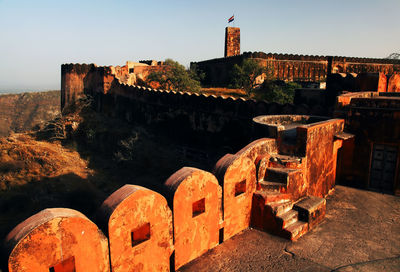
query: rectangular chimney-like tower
[{"left": 224, "top": 27, "right": 240, "bottom": 57}]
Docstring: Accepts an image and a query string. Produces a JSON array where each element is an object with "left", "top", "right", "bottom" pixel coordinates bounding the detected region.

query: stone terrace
[{"left": 179, "top": 185, "right": 400, "bottom": 271}]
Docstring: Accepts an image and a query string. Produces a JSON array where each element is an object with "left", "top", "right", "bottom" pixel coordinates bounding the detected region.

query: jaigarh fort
[{"left": 3, "top": 26, "right": 400, "bottom": 271}]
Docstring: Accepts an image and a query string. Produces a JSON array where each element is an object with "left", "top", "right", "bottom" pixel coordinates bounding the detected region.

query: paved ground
[{"left": 179, "top": 186, "right": 400, "bottom": 271}]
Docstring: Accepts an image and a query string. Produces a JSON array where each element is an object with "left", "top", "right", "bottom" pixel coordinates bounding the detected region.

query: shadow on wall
[
  {"left": 62, "top": 63, "right": 334, "bottom": 152},
  {"left": 2, "top": 125, "right": 345, "bottom": 271},
  {"left": 3, "top": 138, "right": 262, "bottom": 272}
]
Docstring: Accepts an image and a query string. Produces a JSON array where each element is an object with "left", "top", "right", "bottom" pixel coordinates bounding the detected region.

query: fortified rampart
[
  {"left": 191, "top": 51, "right": 400, "bottom": 87},
  {"left": 61, "top": 61, "right": 166, "bottom": 109},
  {"left": 4, "top": 119, "right": 345, "bottom": 271},
  {"left": 6, "top": 58, "right": 400, "bottom": 271},
  {"left": 61, "top": 63, "right": 326, "bottom": 149}
]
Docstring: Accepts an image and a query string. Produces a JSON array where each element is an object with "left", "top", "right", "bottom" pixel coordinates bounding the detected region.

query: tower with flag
[{"left": 224, "top": 15, "right": 240, "bottom": 57}]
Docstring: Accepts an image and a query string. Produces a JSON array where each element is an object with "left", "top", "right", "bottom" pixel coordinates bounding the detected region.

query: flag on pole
[{"left": 228, "top": 15, "right": 234, "bottom": 23}]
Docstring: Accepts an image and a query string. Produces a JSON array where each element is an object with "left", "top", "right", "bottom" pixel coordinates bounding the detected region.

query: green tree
[
  {"left": 230, "top": 59, "right": 270, "bottom": 96},
  {"left": 146, "top": 59, "right": 202, "bottom": 93},
  {"left": 253, "top": 81, "right": 301, "bottom": 104}
]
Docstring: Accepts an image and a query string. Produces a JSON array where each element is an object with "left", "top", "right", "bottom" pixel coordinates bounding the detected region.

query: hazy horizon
[{"left": 1, "top": 0, "right": 399, "bottom": 91}]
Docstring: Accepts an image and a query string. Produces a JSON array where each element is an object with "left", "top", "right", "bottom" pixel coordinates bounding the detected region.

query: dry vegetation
[
  {"left": 0, "top": 133, "right": 91, "bottom": 190},
  {"left": 0, "top": 91, "right": 60, "bottom": 137},
  {"left": 0, "top": 96, "right": 214, "bottom": 266},
  {"left": 200, "top": 87, "right": 246, "bottom": 97}
]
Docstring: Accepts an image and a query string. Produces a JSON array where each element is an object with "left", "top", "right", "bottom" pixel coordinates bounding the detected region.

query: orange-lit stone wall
[
  {"left": 192, "top": 52, "right": 400, "bottom": 87},
  {"left": 225, "top": 27, "right": 240, "bottom": 57},
  {"left": 297, "top": 119, "right": 345, "bottom": 197},
  {"left": 164, "top": 167, "right": 221, "bottom": 270},
  {"left": 214, "top": 154, "right": 257, "bottom": 241},
  {"left": 3, "top": 129, "right": 346, "bottom": 271},
  {"left": 98, "top": 185, "right": 173, "bottom": 272},
  {"left": 388, "top": 74, "right": 400, "bottom": 92},
  {"left": 61, "top": 62, "right": 166, "bottom": 110},
  {"left": 5, "top": 208, "right": 110, "bottom": 272}
]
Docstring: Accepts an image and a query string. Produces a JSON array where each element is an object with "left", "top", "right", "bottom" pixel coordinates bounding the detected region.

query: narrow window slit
[
  {"left": 131, "top": 222, "right": 151, "bottom": 247},
  {"left": 49, "top": 256, "right": 75, "bottom": 272},
  {"left": 235, "top": 180, "right": 246, "bottom": 197},
  {"left": 192, "top": 198, "right": 205, "bottom": 217}
]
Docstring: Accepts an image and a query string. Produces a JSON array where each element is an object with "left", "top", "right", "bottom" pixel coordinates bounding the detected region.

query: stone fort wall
[
  {"left": 191, "top": 51, "right": 400, "bottom": 87},
  {"left": 61, "top": 63, "right": 322, "bottom": 149},
  {"left": 4, "top": 130, "right": 344, "bottom": 271}
]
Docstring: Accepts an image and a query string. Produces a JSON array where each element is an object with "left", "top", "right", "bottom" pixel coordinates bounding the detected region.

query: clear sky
[{"left": 0, "top": 0, "right": 399, "bottom": 91}]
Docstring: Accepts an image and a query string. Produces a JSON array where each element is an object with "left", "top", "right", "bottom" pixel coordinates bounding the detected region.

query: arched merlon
[
  {"left": 163, "top": 167, "right": 221, "bottom": 270},
  {"left": 5, "top": 208, "right": 110, "bottom": 272},
  {"left": 236, "top": 138, "right": 278, "bottom": 163},
  {"left": 98, "top": 185, "right": 173, "bottom": 272},
  {"left": 213, "top": 154, "right": 256, "bottom": 241}
]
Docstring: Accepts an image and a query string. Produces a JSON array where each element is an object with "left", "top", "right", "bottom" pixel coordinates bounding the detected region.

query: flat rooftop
[{"left": 179, "top": 186, "right": 400, "bottom": 271}]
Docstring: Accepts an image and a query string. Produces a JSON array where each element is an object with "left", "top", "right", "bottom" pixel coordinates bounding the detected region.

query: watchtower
[{"left": 224, "top": 27, "right": 240, "bottom": 57}]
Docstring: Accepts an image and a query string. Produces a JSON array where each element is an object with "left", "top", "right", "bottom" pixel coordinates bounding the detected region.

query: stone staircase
[{"left": 252, "top": 153, "right": 326, "bottom": 241}]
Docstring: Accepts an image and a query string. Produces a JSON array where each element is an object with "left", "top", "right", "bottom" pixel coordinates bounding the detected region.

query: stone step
[
  {"left": 282, "top": 221, "right": 309, "bottom": 241},
  {"left": 269, "top": 154, "right": 303, "bottom": 169},
  {"left": 267, "top": 200, "right": 293, "bottom": 216},
  {"left": 253, "top": 190, "right": 291, "bottom": 204},
  {"left": 276, "top": 209, "right": 299, "bottom": 229},
  {"left": 293, "top": 196, "right": 326, "bottom": 230},
  {"left": 265, "top": 167, "right": 299, "bottom": 184},
  {"left": 258, "top": 180, "right": 287, "bottom": 192}
]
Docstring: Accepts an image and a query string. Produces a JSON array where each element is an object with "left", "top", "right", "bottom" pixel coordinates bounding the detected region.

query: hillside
[
  {"left": 0, "top": 91, "right": 60, "bottom": 137},
  {"left": 0, "top": 97, "right": 218, "bottom": 270}
]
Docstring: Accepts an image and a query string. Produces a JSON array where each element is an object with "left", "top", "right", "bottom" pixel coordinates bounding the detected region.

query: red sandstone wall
[
  {"left": 61, "top": 64, "right": 106, "bottom": 110},
  {"left": 213, "top": 154, "right": 257, "bottom": 241},
  {"left": 99, "top": 185, "right": 173, "bottom": 272},
  {"left": 164, "top": 167, "right": 221, "bottom": 270},
  {"left": 388, "top": 74, "right": 400, "bottom": 92},
  {"left": 336, "top": 97, "right": 400, "bottom": 195},
  {"left": 297, "top": 119, "right": 345, "bottom": 197},
  {"left": 5, "top": 208, "right": 110, "bottom": 272},
  {"left": 225, "top": 27, "right": 240, "bottom": 57},
  {"left": 4, "top": 132, "right": 352, "bottom": 270},
  {"left": 192, "top": 52, "right": 400, "bottom": 87}
]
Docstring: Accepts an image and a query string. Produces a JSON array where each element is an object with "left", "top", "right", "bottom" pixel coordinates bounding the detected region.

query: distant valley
[{"left": 0, "top": 90, "right": 60, "bottom": 137}]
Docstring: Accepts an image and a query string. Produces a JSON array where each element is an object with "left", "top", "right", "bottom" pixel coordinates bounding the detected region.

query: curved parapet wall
[
  {"left": 164, "top": 167, "right": 221, "bottom": 270},
  {"left": 213, "top": 153, "right": 256, "bottom": 241},
  {"left": 5, "top": 208, "right": 110, "bottom": 272},
  {"left": 99, "top": 185, "right": 173, "bottom": 272},
  {"left": 3, "top": 126, "right": 348, "bottom": 270}
]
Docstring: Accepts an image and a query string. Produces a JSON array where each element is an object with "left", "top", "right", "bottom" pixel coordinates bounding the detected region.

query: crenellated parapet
[
  {"left": 3, "top": 117, "right": 346, "bottom": 270},
  {"left": 61, "top": 62, "right": 330, "bottom": 149},
  {"left": 191, "top": 51, "right": 400, "bottom": 87}
]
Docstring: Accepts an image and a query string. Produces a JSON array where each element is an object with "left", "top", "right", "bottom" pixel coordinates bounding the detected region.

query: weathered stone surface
[
  {"left": 388, "top": 74, "right": 400, "bottom": 92},
  {"left": 236, "top": 138, "right": 278, "bottom": 164},
  {"left": 356, "top": 72, "right": 387, "bottom": 92},
  {"left": 294, "top": 196, "right": 326, "bottom": 230},
  {"left": 255, "top": 154, "right": 270, "bottom": 183},
  {"left": 214, "top": 153, "right": 256, "bottom": 241},
  {"left": 5, "top": 208, "right": 110, "bottom": 272},
  {"left": 296, "top": 118, "right": 345, "bottom": 198},
  {"left": 224, "top": 27, "right": 240, "bottom": 57},
  {"left": 251, "top": 115, "right": 345, "bottom": 200},
  {"left": 336, "top": 95, "right": 400, "bottom": 195},
  {"left": 194, "top": 48, "right": 400, "bottom": 87},
  {"left": 99, "top": 185, "right": 173, "bottom": 272},
  {"left": 164, "top": 167, "right": 221, "bottom": 270}
]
